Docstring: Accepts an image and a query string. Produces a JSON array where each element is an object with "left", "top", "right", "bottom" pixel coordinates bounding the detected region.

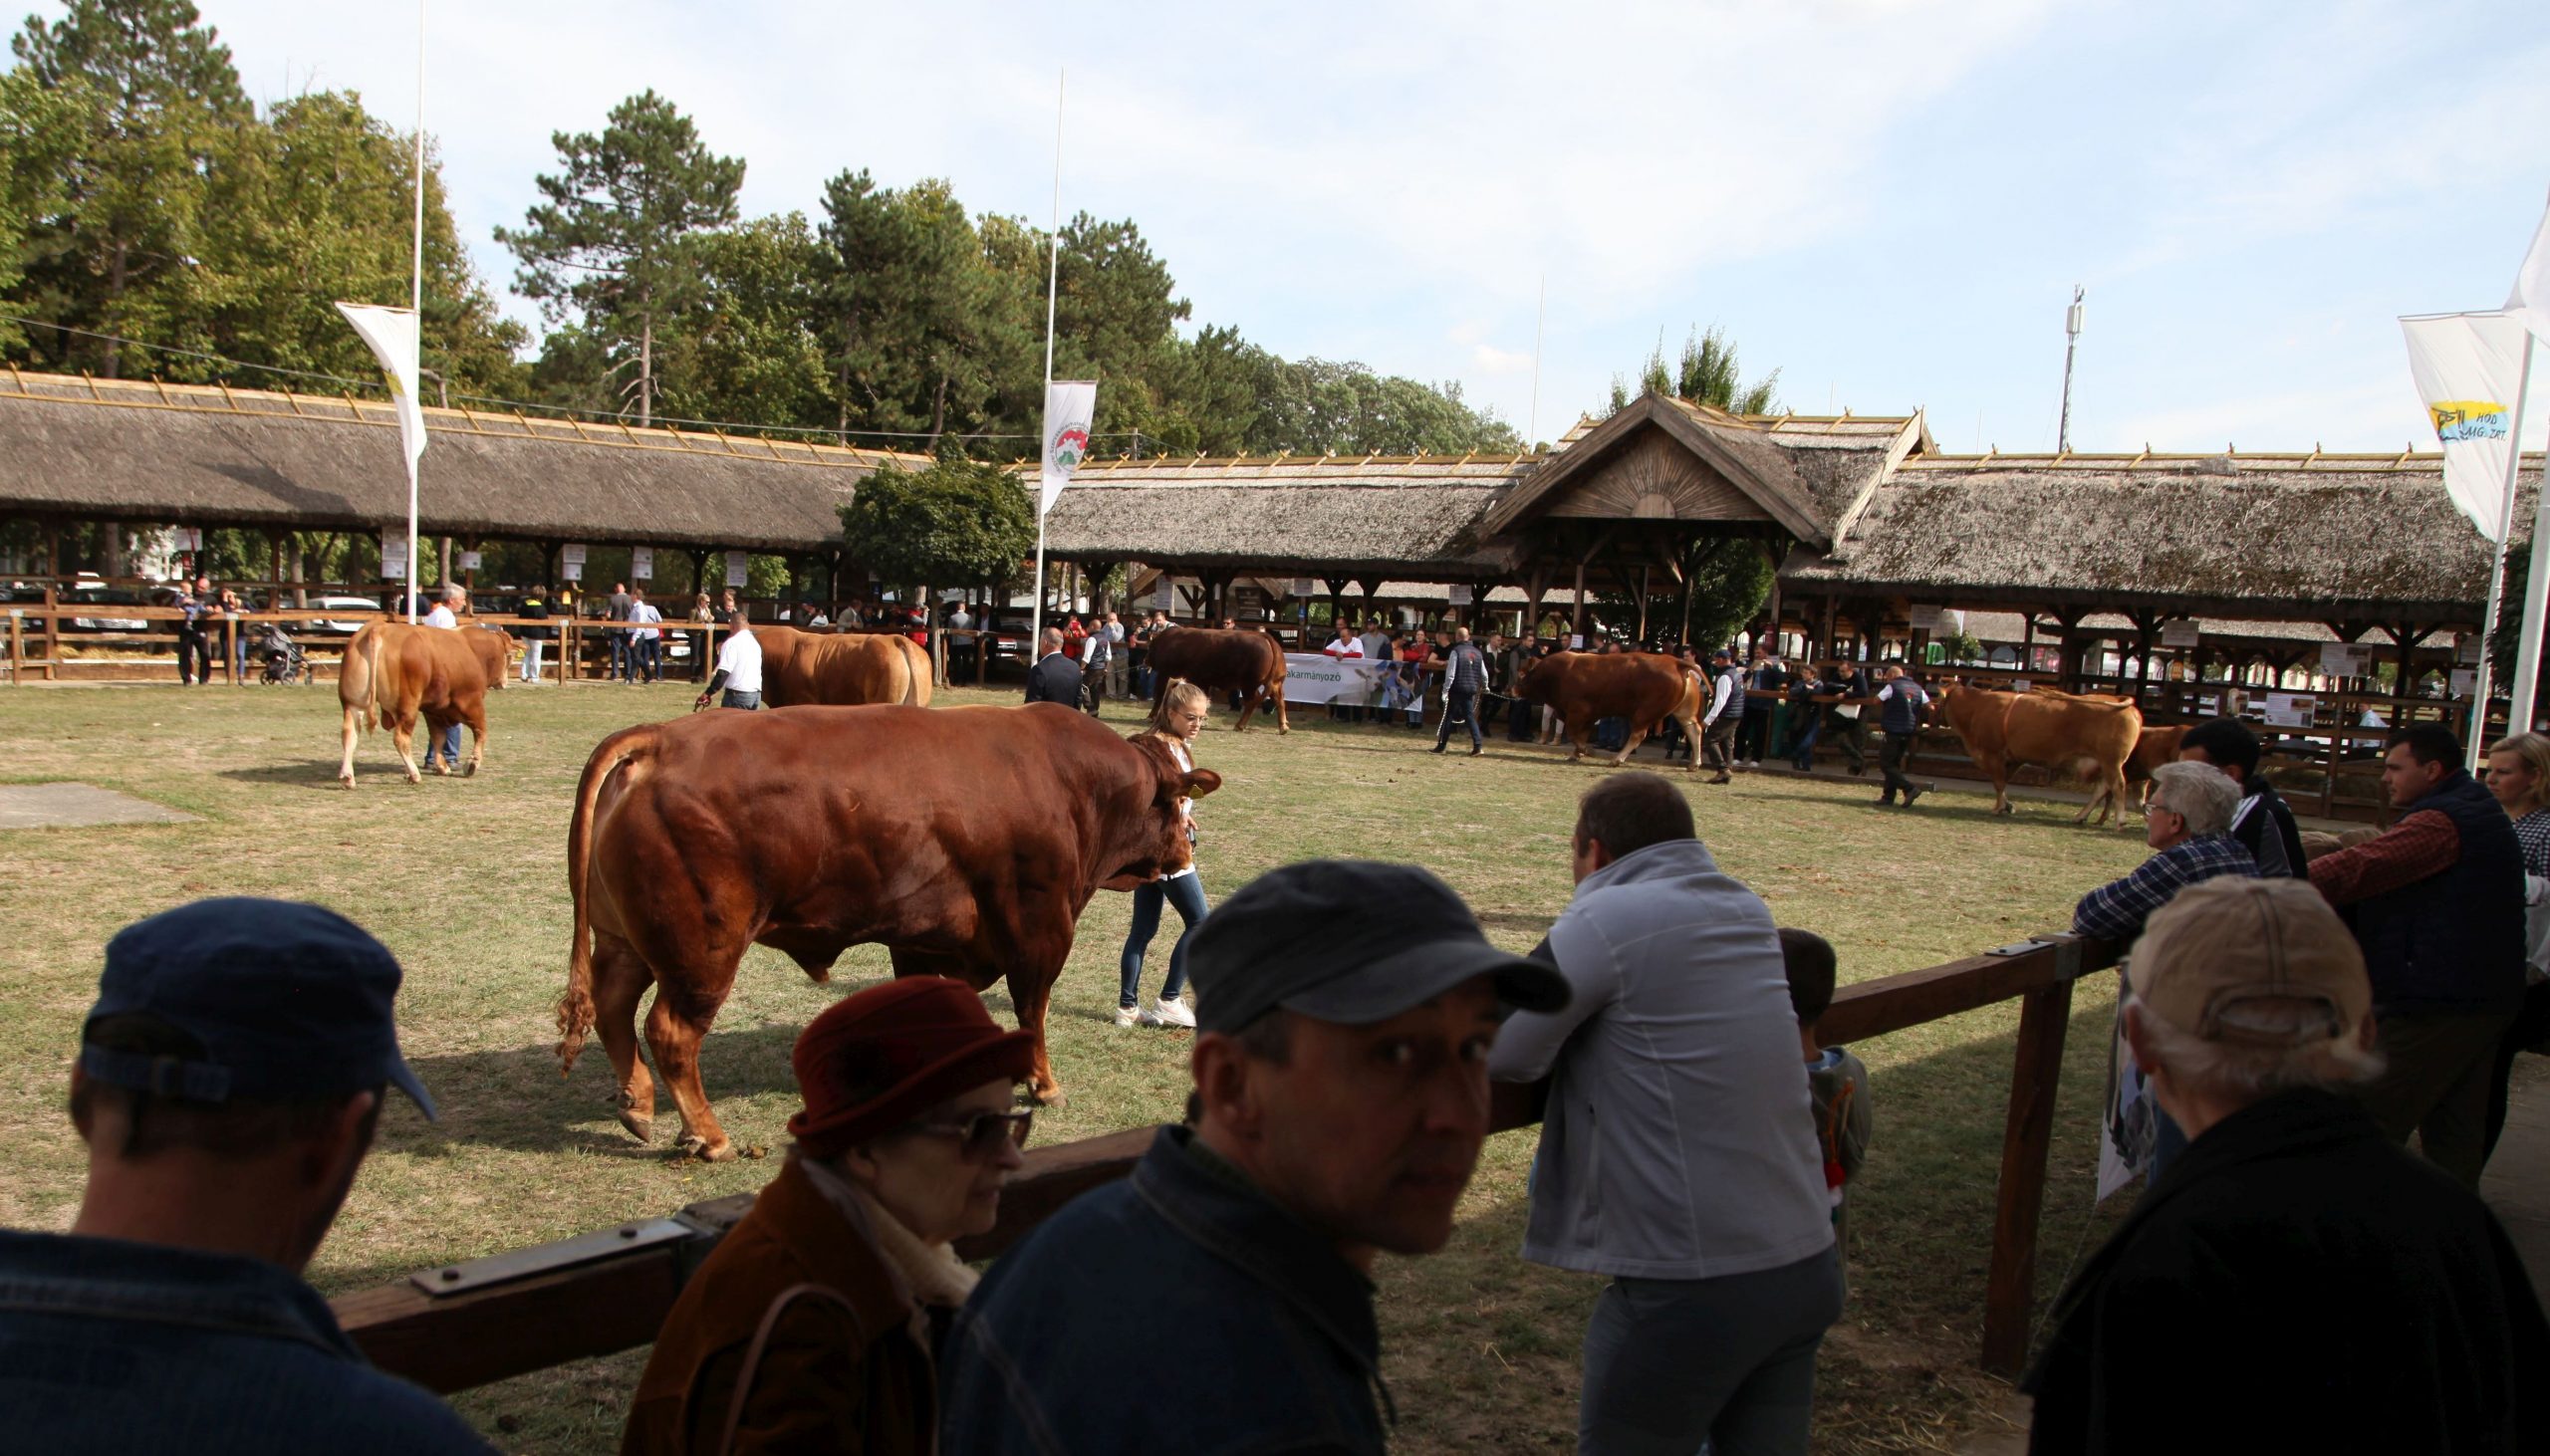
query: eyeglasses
[{"left": 905, "top": 1107, "right": 1034, "bottom": 1160}]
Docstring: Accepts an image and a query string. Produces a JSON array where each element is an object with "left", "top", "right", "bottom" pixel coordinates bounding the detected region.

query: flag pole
[
  {"left": 2491, "top": 339, "right": 2543, "bottom": 749},
  {"left": 403, "top": 0, "right": 425, "bottom": 623},
  {"left": 1029, "top": 71, "right": 1063, "bottom": 654}
]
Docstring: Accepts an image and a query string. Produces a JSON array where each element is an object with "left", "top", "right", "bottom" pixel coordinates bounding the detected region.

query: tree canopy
[
  {"left": 837, "top": 449, "right": 1038, "bottom": 592},
  {"left": 1608, "top": 325, "right": 1782, "bottom": 418}
]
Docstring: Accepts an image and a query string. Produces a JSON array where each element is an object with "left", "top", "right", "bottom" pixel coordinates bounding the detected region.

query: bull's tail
[
  {"left": 899, "top": 634, "right": 931, "bottom": 707},
  {"left": 558, "top": 725, "right": 655, "bottom": 1074},
  {"left": 340, "top": 622, "right": 382, "bottom": 732}
]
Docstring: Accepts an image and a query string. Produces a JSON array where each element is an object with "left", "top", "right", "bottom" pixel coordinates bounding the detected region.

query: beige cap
[{"left": 2133, "top": 877, "right": 2369, "bottom": 1046}]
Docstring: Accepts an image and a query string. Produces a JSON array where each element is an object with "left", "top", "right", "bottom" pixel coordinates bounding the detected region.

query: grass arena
[{"left": 0, "top": 676, "right": 2174, "bottom": 1453}]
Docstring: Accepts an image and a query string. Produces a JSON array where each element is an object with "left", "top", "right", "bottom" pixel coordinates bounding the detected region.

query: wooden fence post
[
  {"left": 1978, "top": 965, "right": 2078, "bottom": 1376},
  {"left": 6, "top": 611, "right": 18, "bottom": 685}
]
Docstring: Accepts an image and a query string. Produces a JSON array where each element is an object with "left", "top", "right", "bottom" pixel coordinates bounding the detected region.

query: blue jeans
[
  {"left": 609, "top": 630, "right": 629, "bottom": 679},
  {"left": 434, "top": 723, "right": 461, "bottom": 769},
  {"left": 635, "top": 637, "right": 660, "bottom": 681},
  {"left": 720, "top": 689, "right": 761, "bottom": 710},
  {"left": 1120, "top": 871, "right": 1207, "bottom": 1008},
  {"left": 1579, "top": 1250, "right": 1843, "bottom": 1456},
  {"left": 1789, "top": 714, "right": 1822, "bottom": 769}
]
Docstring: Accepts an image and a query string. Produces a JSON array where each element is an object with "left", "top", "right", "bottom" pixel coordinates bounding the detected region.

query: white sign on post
[
  {"left": 2451, "top": 668, "right": 2477, "bottom": 698},
  {"left": 2318, "top": 642, "right": 2368, "bottom": 677},
  {"left": 1448, "top": 585, "right": 1474, "bottom": 607},
  {"left": 2160, "top": 620, "right": 2200, "bottom": 648},
  {"left": 1292, "top": 578, "right": 1317, "bottom": 598},
  {"left": 724, "top": 551, "right": 749, "bottom": 589},
  {"left": 1154, "top": 579, "right": 1175, "bottom": 611},
  {"left": 2263, "top": 693, "right": 2317, "bottom": 728},
  {"left": 2458, "top": 636, "right": 2482, "bottom": 665},
  {"left": 562, "top": 560, "right": 583, "bottom": 583},
  {"left": 631, "top": 547, "right": 653, "bottom": 581},
  {"left": 458, "top": 550, "right": 482, "bottom": 572},
  {"left": 562, "top": 544, "right": 588, "bottom": 568},
  {"left": 381, "top": 530, "right": 409, "bottom": 581}
]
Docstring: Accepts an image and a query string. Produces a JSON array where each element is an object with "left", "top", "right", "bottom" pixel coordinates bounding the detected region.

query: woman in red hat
[{"left": 623, "top": 978, "right": 1033, "bottom": 1456}]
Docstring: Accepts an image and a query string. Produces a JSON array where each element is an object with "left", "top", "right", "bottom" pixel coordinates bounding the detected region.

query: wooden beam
[{"left": 1980, "top": 976, "right": 2077, "bottom": 1375}]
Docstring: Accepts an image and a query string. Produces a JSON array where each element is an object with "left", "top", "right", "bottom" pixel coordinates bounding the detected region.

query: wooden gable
[{"left": 1538, "top": 428, "right": 1778, "bottom": 524}]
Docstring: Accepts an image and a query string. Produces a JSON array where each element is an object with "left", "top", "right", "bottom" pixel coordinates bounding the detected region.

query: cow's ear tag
[{"left": 1182, "top": 770, "right": 1222, "bottom": 800}]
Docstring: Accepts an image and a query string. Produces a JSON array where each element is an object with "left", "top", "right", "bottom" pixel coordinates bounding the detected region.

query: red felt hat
[{"left": 787, "top": 978, "right": 1035, "bottom": 1156}]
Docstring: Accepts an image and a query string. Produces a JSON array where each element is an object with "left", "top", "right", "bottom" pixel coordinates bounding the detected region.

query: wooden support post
[
  {"left": 7, "top": 610, "right": 19, "bottom": 685},
  {"left": 1979, "top": 972, "right": 2077, "bottom": 1376},
  {"left": 224, "top": 615, "right": 238, "bottom": 686},
  {"left": 1572, "top": 559, "right": 1588, "bottom": 636}
]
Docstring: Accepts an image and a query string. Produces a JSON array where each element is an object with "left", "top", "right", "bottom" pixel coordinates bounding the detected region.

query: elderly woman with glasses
[{"left": 624, "top": 978, "right": 1032, "bottom": 1456}]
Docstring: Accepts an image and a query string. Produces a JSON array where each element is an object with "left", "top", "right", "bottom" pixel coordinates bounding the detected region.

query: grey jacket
[{"left": 1489, "top": 839, "right": 1835, "bottom": 1281}]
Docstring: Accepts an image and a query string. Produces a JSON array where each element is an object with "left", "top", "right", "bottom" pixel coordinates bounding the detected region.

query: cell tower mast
[{"left": 2057, "top": 285, "right": 2085, "bottom": 453}]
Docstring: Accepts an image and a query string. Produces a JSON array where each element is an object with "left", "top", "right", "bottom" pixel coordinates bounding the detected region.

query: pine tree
[{"left": 496, "top": 91, "right": 743, "bottom": 427}]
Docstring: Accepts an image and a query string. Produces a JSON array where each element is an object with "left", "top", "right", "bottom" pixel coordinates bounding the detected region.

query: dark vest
[{"left": 2354, "top": 771, "right": 2525, "bottom": 1013}]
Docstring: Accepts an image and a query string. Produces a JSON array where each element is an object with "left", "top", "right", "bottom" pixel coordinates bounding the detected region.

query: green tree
[
  {"left": 497, "top": 90, "right": 743, "bottom": 427},
  {"left": 0, "top": 68, "right": 86, "bottom": 354},
  {"left": 193, "top": 91, "right": 522, "bottom": 393},
  {"left": 818, "top": 173, "right": 1028, "bottom": 443},
  {"left": 1607, "top": 324, "right": 1780, "bottom": 417},
  {"left": 1249, "top": 357, "right": 1520, "bottom": 455},
  {"left": 9, "top": 0, "right": 251, "bottom": 376},
  {"left": 652, "top": 212, "right": 833, "bottom": 429},
  {"left": 837, "top": 448, "right": 1035, "bottom": 594},
  {"left": 1591, "top": 539, "right": 1773, "bottom": 648}
]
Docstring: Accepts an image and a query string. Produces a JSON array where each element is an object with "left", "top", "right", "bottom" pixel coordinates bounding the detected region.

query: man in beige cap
[{"left": 2023, "top": 877, "right": 2548, "bottom": 1455}]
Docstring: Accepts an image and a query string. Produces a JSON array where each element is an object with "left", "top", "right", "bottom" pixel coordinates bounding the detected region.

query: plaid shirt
[
  {"left": 2072, "top": 834, "right": 2260, "bottom": 943},
  {"left": 2516, "top": 810, "right": 2550, "bottom": 880}
]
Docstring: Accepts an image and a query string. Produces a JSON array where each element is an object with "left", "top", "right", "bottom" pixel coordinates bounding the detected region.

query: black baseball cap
[
  {"left": 1188, "top": 860, "right": 1568, "bottom": 1034},
  {"left": 80, "top": 898, "right": 435, "bottom": 1117}
]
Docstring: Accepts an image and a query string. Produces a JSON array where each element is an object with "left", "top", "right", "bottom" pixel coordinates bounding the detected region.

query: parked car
[
  {"left": 66, "top": 583, "right": 148, "bottom": 632},
  {"left": 287, "top": 594, "right": 386, "bottom": 635}
]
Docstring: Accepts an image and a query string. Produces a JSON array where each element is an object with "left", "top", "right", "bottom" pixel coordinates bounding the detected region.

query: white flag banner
[
  {"left": 334, "top": 304, "right": 427, "bottom": 470},
  {"left": 2403, "top": 312, "right": 2530, "bottom": 542},
  {"left": 1038, "top": 380, "right": 1098, "bottom": 515},
  {"left": 2512, "top": 193, "right": 2550, "bottom": 345}
]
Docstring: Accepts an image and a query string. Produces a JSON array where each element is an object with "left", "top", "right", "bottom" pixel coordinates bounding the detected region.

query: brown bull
[
  {"left": 336, "top": 621, "right": 503, "bottom": 786},
  {"left": 1936, "top": 680, "right": 2144, "bottom": 826},
  {"left": 555, "top": 703, "right": 1218, "bottom": 1160},
  {"left": 1144, "top": 627, "right": 1290, "bottom": 732},
  {"left": 754, "top": 625, "right": 932, "bottom": 707},
  {"left": 2124, "top": 723, "right": 2190, "bottom": 810},
  {"left": 1513, "top": 650, "right": 1705, "bottom": 768}
]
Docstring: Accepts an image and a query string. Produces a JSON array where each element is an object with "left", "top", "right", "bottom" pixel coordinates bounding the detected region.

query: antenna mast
[{"left": 2056, "top": 285, "right": 2085, "bottom": 452}]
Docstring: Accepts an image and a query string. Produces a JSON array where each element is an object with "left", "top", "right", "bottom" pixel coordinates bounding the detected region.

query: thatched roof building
[
  {"left": 0, "top": 369, "right": 920, "bottom": 554},
  {"left": 1781, "top": 450, "right": 2543, "bottom": 622}
]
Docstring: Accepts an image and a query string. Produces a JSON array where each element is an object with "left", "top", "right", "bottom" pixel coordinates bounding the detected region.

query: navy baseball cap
[
  {"left": 1188, "top": 860, "right": 1568, "bottom": 1035},
  {"left": 80, "top": 898, "right": 435, "bottom": 1118}
]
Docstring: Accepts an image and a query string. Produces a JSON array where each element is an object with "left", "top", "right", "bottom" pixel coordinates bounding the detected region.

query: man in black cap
[
  {"left": 939, "top": 860, "right": 1568, "bottom": 1456},
  {"left": 0, "top": 898, "right": 489, "bottom": 1454}
]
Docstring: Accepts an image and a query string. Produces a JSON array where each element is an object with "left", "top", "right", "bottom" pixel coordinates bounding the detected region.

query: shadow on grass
[
  {"left": 392, "top": 1021, "right": 807, "bottom": 1158},
  {"left": 215, "top": 758, "right": 369, "bottom": 788}
]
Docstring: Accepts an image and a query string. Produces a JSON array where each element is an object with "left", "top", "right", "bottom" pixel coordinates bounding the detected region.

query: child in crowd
[{"left": 1779, "top": 927, "right": 1874, "bottom": 1287}]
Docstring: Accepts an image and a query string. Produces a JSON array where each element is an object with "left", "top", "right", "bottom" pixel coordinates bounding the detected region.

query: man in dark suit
[{"left": 1025, "top": 627, "right": 1082, "bottom": 707}]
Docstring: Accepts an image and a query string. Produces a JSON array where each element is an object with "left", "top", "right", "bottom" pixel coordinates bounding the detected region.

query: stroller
[{"left": 258, "top": 621, "right": 309, "bottom": 685}]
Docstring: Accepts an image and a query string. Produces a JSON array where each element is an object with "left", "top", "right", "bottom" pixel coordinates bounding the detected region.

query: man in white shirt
[
  {"left": 626, "top": 589, "right": 664, "bottom": 684},
  {"left": 1700, "top": 648, "right": 1743, "bottom": 785},
  {"left": 1078, "top": 617, "right": 1114, "bottom": 716},
  {"left": 693, "top": 611, "right": 764, "bottom": 710},
  {"left": 422, "top": 587, "right": 465, "bottom": 770}
]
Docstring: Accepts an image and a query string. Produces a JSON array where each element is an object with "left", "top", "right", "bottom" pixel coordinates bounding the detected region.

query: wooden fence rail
[{"left": 331, "top": 931, "right": 2121, "bottom": 1394}]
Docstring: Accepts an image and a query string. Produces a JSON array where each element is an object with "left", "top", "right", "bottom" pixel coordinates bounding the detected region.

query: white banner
[
  {"left": 380, "top": 530, "right": 408, "bottom": 582},
  {"left": 631, "top": 547, "right": 654, "bottom": 581},
  {"left": 2318, "top": 642, "right": 2370, "bottom": 677},
  {"left": 2263, "top": 692, "right": 2316, "bottom": 728},
  {"left": 562, "top": 544, "right": 588, "bottom": 567},
  {"left": 1281, "top": 652, "right": 1394, "bottom": 704},
  {"left": 1154, "top": 579, "right": 1175, "bottom": 611},
  {"left": 562, "top": 559, "right": 583, "bottom": 583},
  {"left": 2401, "top": 311, "right": 2530, "bottom": 542},
  {"left": 2513, "top": 192, "right": 2550, "bottom": 345},
  {"left": 2160, "top": 619, "right": 2199, "bottom": 648},
  {"left": 724, "top": 551, "right": 749, "bottom": 588},
  {"left": 1039, "top": 380, "right": 1098, "bottom": 515},
  {"left": 335, "top": 303, "right": 427, "bottom": 472},
  {"left": 458, "top": 550, "right": 482, "bottom": 572}
]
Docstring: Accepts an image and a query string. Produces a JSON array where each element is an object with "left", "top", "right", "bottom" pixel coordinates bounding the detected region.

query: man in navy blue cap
[
  {"left": 940, "top": 859, "right": 1568, "bottom": 1456},
  {"left": 0, "top": 897, "right": 490, "bottom": 1454}
]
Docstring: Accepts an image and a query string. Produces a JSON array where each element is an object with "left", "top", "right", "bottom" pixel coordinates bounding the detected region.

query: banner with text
[{"left": 1281, "top": 653, "right": 1394, "bottom": 704}]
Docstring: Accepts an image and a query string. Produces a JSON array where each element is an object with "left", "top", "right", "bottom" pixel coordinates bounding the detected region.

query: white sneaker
[
  {"left": 1152, "top": 997, "right": 1197, "bottom": 1029},
  {"left": 1113, "top": 1005, "right": 1158, "bottom": 1028}
]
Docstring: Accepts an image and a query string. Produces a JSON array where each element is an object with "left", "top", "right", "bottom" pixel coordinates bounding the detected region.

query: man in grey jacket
[{"left": 1490, "top": 773, "right": 1842, "bottom": 1456}]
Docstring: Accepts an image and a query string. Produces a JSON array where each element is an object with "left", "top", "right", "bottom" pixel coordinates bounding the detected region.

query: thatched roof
[
  {"left": 0, "top": 369, "right": 921, "bottom": 552},
  {"left": 1041, "top": 451, "right": 1536, "bottom": 580},
  {"left": 1779, "top": 451, "right": 2545, "bottom": 623}
]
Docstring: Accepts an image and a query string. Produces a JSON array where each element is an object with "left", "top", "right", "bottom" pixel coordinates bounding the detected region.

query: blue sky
[{"left": 36, "top": 0, "right": 2550, "bottom": 452}]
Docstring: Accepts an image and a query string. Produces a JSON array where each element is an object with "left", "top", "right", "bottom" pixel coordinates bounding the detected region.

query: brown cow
[
  {"left": 555, "top": 703, "right": 1218, "bottom": 1160},
  {"left": 2124, "top": 723, "right": 2190, "bottom": 811},
  {"left": 1144, "top": 626, "right": 1290, "bottom": 732},
  {"left": 1935, "top": 680, "right": 2144, "bottom": 826},
  {"left": 335, "top": 621, "right": 502, "bottom": 785},
  {"left": 754, "top": 625, "right": 932, "bottom": 707},
  {"left": 1512, "top": 650, "right": 1706, "bottom": 768}
]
